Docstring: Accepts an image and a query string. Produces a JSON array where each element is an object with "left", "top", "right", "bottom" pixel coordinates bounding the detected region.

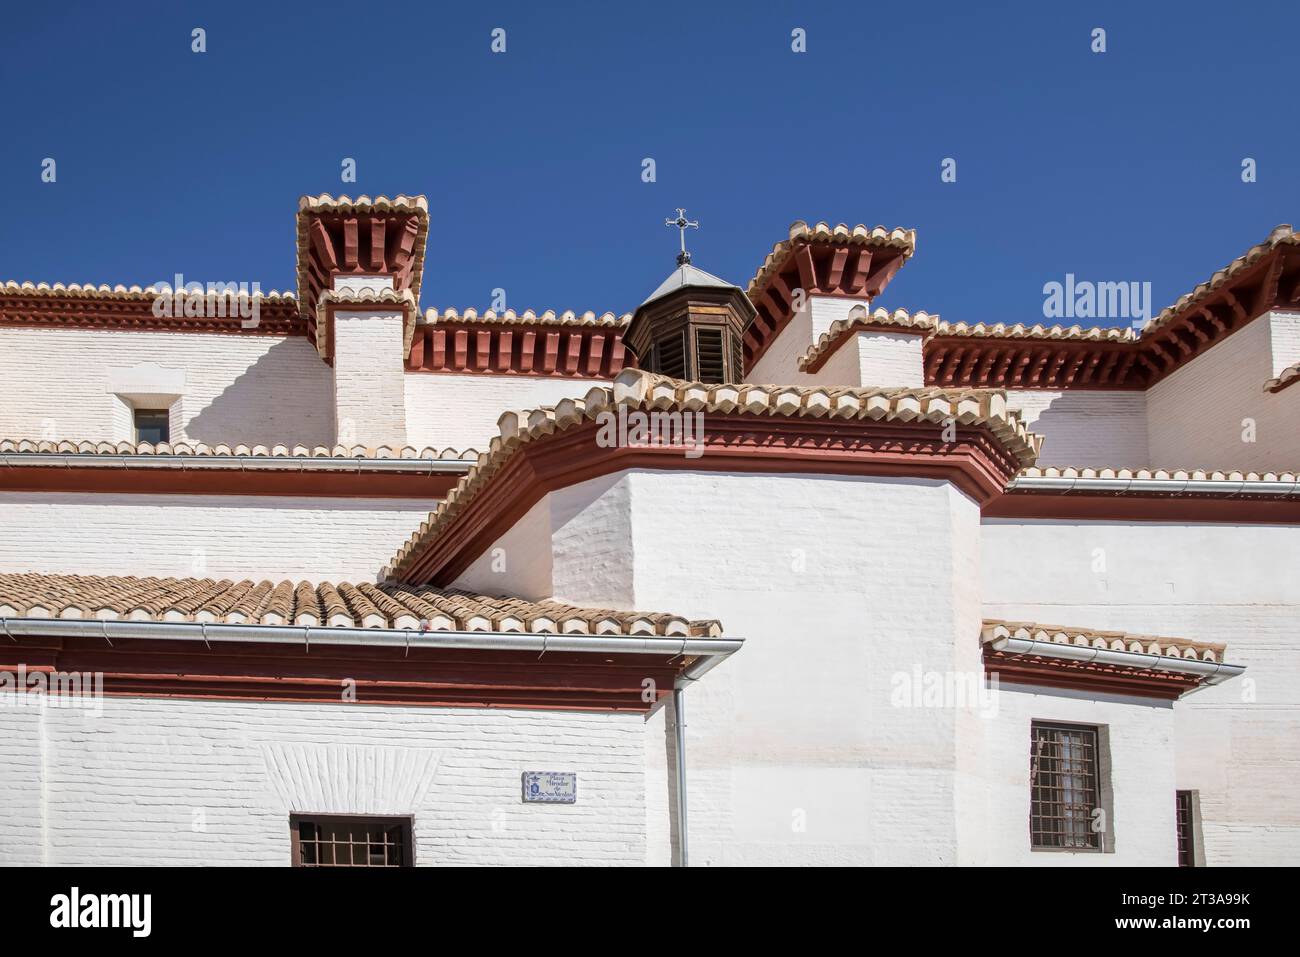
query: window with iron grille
[
  {"left": 290, "top": 814, "right": 413, "bottom": 867},
  {"left": 1030, "top": 722, "right": 1101, "bottom": 849},
  {"left": 1176, "top": 790, "right": 1196, "bottom": 866}
]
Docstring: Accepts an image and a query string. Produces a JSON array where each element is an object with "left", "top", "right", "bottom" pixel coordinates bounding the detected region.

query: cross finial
[{"left": 665, "top": 208, "right": 699, "bottom": 266}]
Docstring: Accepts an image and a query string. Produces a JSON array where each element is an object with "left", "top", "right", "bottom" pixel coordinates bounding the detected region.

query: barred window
[
  {"left": 1176, "top": 790, "right": 1197, "bottom": 867},
  {"left": 291, "top": 815, "right": 413, "bottom": 867},
  {"left": 1030, "top": 722, "right": 1101, "bottom": 849}
]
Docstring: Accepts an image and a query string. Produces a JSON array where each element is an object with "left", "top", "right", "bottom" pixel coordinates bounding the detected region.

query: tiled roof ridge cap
[
  {"left": 799, "top": 308, "right": 939, "bottom": 371},
  {"left": 933, "top": 318, "right": 1138, "bottom": 342},
  {"left": 298, "top": 193, "right": 430, "bottom": 215},
  {"left": 1018, "top": 465, "right": 1300, "bottom": 483},
  {"left": 420, "top": 307, "right": 631, "bottom": 326},
  {"left": 982, "top": 618, "right": 1226, "bottom": 660},
  {"left": 1, "top": 280, "right": 298, "bottom": 300},
  {"left": 0, "top": 438, "right": 479, "bottom": 460},
  {"left": 1264, "top": 359, "right": 1300, "bottom": 393}
]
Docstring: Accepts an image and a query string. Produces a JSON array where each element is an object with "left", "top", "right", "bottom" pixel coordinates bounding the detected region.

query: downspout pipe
[
  {"left": 672, "top": 687, "right": 689, "bottom": 867},
  {"left": 665, "top": 653, "right": 731, "bottom": 867},
  {"left": 990, "top": 636, "right": 1246, "bottom": 686}
]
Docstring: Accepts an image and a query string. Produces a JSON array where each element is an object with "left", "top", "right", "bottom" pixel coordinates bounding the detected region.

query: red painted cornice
[
  {"left": 5, "top": 635, "right": 685, "bottom": 712},
  {"left": 983, "top": 646, "right": 1200, "bottom": 700},
  {"left": 397, "top": 415, "right": 1026, "bottom": 586}
]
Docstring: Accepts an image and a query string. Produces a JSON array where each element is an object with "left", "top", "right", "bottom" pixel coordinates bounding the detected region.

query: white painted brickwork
[
  {"left": 1146, "top": 315, "right": 1300, "bottom": 468},
  {"left": 1269, "top": 311, "right": 1300, "bottom": 377},
  {"left": 0, "top": 492, "right": 434, "bottom": 583},
  {"left": 1006, "top": 390, "right": 1149, "bottom": 466},
  {"left": 984, "top": 687, "right": 1177, "bottom": 865},
  {"left": 982, "top": 518, "right": 1300, "bottom": 865},
  {"left": 0, "top": 696, "right": 650, "bottom": 866},
  {"left": 0, "top": 327, "right": 333, "bottom": 447},
  {"left": 455, "top": 469, "right": 1186, "bottom": 865},
  {"left": 331, "top": 311, "right": 409, "bottom": 447},
  {"left": 405, "top": 373, "right": 612, "bottom": 452}
]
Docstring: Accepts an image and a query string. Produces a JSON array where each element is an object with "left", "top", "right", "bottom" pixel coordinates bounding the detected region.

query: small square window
[
  {"left": 133, "top": 409, "right": 170, "bottom": 445},
  {"left": 290, "top": 814, "right": 413, "bottom": 867}
]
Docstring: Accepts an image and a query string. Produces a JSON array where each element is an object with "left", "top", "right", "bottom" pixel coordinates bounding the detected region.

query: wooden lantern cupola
[{"left": 625, "top": 210, "right": 756, "bottom": 384}]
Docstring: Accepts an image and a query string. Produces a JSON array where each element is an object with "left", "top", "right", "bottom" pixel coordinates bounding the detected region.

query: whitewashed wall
[
  {"left": 0, "top": 492, "right": 434, "bottom": 583},
  {"left": 1146, "top": 313, "right": 1300, "bottom": 468},
  {"left": 457, "top": 469, "right": 991, "bottom": 865},
  {"left": 454, "top": 468, "right": 1244, "bottom": 865},
  {"left": 404, "top": 373, "right": 612, "bottom": 452},
  {"left": 984, "top": 686, "right": 1178, "bottom": 865},
  {"left": 332, "top": 311, "right": 408, "bottom": 447},
  {"left": 1269, "top": 311, "right": 1300, "bottom": 377},
  {"left": 1006, "top": 390, "right": 1149, "bottom": 466},
  {"left": 982, "top": 518, "right": 1300, "bottom": 865},
  {"left": 0, "top": 695, "right": 650, "bottom": 866},
  {"left": 0, "top": 327, "right": 334, "bottom": 447},
  {"left": 744, "top": 296, "right": 927, "bottom": 389}
]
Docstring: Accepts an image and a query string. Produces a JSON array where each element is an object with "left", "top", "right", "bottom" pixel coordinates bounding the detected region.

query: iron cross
[{"left": 665, "top": 208, "right": 699, "bottom": 265}]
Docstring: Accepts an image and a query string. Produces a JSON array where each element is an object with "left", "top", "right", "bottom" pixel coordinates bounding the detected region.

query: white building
[{"left": 0, "top": 195, "right": 1296, "bottom": 866}]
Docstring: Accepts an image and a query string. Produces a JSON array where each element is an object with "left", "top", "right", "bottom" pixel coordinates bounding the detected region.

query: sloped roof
[
  {"left": 0, "top": 572, "right": 722, "bottom": 637},
  {"left": 981, "top": 619, "right": 1225, "bottom": 662},
  {"left": 640, "top": 263, "right": 739, "bottom": 307}
]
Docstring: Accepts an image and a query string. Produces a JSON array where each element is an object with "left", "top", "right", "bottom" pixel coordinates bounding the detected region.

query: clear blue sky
[{"left": 2, "top": 0, "right": 1297, "bottom": 326}]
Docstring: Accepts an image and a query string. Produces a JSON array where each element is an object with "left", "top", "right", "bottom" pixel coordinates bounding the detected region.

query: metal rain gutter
[
  {"left": 990, "top": 636, "right": 1246, "bottom": 688},
  {"left": 1007, "top": 475, "right": 1300, "bottom": 497},
  {"left": 0, "top": 616, "right": 744, "bottom": 660}
]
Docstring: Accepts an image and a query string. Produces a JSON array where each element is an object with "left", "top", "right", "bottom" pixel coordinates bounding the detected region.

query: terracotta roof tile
[
  {"left": 420, "top": 308, "right": 630, "bottom": 327},
  {"left": 0, "top": 572, "right": 722, "bottom": 638},
  {"left": 982, "top": 619, "right": 1226, "bottom": 662},
  {"left": 799, "top": 308, "right": 938, "bottom": 372},
  {"left": 932, "top": 319, "right": 1136, "bottom": 342},
  {"left": 1144, "top": 224, "right": 1300, "bottom": 336},
  {"left": 747, "top": 220, "right": 917, "bottom": 296},
  {"left": 1265, "top": 360, "right": 1300, "bottom": 393},
  {"left": 0, "top": 438, "right": 478, "bottom": 462},
  {"left": 1017, "top": 465, "right": 1300, "bottom": 484},
  {"left": 0, "top": 280, "right": 298, "bottom": 300}
]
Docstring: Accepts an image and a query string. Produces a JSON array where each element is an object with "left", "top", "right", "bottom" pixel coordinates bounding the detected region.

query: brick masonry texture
[{"left": 0, "top": 696, "right": 652, "bottom": 866}]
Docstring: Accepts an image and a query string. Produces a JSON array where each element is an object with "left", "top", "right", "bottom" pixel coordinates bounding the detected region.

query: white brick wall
[
  {"left": 0, "top": 695, "right": 650, "bottom": 866},
  {"left": 452, "top": 470, "right": 1252, "bottom": 865},
  {"left": 1006, "top": 390, "right": 1149, "bottom": 466},
  {"left": 0, "top": 327, "right": 333, "bottom": 447},
  {"left": 1146, "top": 315, "right": 1300, "bottom": 468},
  {"left": 983, "top": 686, "right": 1178, "bottom": 865},
  {"left": 0, "top": 492, "right": 434, "bottom": 583},
  {"left": 404, "top": 373, "right": 612, "bottom": 452},
  {"left": 982, "top": 518, "right": 1300, "bottom": 865},
  {"left": 331, "top": 311, "right": 408, "bottom": 447},
  {"left": 1269, "top": 311, "right": 1300, "bottom": 377}
]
